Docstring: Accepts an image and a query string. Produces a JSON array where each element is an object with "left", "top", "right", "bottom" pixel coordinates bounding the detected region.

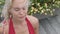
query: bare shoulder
[
  {"left": 27, "top": 15, "right": 39, "bottom": 23},
  {"left": 27, "top": 15, "right": 39, "bottom": 29}
]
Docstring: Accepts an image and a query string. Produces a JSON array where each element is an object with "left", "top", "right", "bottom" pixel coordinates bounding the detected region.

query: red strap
[
  {"left": 26, "top": 18, "right": 35, "bottom": 34},
  {"left": 9, "top": 17, "right": 15, "bottom": 34}
]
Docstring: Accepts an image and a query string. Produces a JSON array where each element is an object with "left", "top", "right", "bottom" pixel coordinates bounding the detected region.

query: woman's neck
[{"left": 12, "top": 17, "right": 26, "bottom": 25}]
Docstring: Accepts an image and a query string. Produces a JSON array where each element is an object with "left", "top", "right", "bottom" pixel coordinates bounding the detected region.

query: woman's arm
[
  {"left": 0, "top": 19, "right": 6, "bottom": 34},
  {"left": 34, "top": 20, "right": 39, "bottom": 34},
  {"left": 0, "top": 23, "right": 3, "bottom": 34}
]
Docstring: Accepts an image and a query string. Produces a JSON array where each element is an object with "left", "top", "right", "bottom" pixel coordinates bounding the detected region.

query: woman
[{"left": 0, "top": 0, "right": 39, "bottom": 34}]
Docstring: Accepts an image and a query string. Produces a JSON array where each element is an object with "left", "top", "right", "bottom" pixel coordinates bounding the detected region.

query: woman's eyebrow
[{"left": 12, "top": 6, "right": 27, "bottom": 9}]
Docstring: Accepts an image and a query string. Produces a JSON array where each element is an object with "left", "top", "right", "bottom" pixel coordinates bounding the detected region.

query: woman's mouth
[{"left": 19, "top": 16, "right": 25, "bottom": 18}]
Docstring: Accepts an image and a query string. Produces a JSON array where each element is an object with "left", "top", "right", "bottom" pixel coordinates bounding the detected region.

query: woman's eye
[
  {"left": 14, "top": 8, "right": 20, "bottom": 11},
  {"left": 13, "top": 7, "right": 26, "bottom": 11}
]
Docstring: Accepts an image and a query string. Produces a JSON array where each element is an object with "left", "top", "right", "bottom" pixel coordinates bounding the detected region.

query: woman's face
[{"left": 10, "top": 0, "right": 28, "bottom": 19}]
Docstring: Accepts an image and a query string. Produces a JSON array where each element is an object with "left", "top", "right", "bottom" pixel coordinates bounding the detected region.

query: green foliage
[
  {"left": 0, "top": 0, "right": 5, "bottom": 8},
  {"left": 28, "top": 0, "right": 60, "bottom": 15},
  {"left": 0, "top": 0, "right": 5, "bottom": 14}
]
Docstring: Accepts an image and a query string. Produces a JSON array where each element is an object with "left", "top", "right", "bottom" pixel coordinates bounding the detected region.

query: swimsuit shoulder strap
[
  {"left": 26, "top": 17, "right": 35, "bottom": 34},
  {"left": 9, "top": 18, "right": 15, "bottom": 34}
]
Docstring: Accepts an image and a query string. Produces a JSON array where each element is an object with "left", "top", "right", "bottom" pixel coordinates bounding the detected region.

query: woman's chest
[
  {"left": 14, "top": 25, "right": 29, "bottom": 34},
  {"left": 4, "top": 25, "right": 29, "bottom": 34}
]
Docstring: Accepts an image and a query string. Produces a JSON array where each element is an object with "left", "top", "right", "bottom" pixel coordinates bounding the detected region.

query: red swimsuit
[{"left": 7, "top": 17, "right": 35, "bottom": 34}]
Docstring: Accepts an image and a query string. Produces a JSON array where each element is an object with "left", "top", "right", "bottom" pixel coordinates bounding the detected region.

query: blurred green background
[{"left": 0, "top": 0, "right": 60, "bottom": 16}]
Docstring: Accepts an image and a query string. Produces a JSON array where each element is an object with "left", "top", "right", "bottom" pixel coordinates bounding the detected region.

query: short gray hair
[{"left": 2, "top": 0, "right": 31, "bottom": 20}]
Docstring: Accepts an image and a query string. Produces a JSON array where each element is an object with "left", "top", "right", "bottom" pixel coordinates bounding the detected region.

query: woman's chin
[{"left": 18, "top": 17, "right": 26, "bottom": 20}]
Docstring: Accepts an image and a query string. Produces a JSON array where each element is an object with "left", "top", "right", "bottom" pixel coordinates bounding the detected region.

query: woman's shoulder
[
  {"left": 27, "top": 15, "right": 39, "bottom": 23},
  {"left": 27, "top": 15, "right": 39, "bottom": 29}
]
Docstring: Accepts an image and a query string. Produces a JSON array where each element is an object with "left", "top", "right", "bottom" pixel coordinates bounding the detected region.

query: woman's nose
[{"left": 19, "top": 9, "right": 24, "bottom": 14}]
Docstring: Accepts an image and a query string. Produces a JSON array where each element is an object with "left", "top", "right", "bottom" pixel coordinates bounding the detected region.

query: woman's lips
[{"left": 19, "top": 16, "right": 25, "bottom": 18}]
